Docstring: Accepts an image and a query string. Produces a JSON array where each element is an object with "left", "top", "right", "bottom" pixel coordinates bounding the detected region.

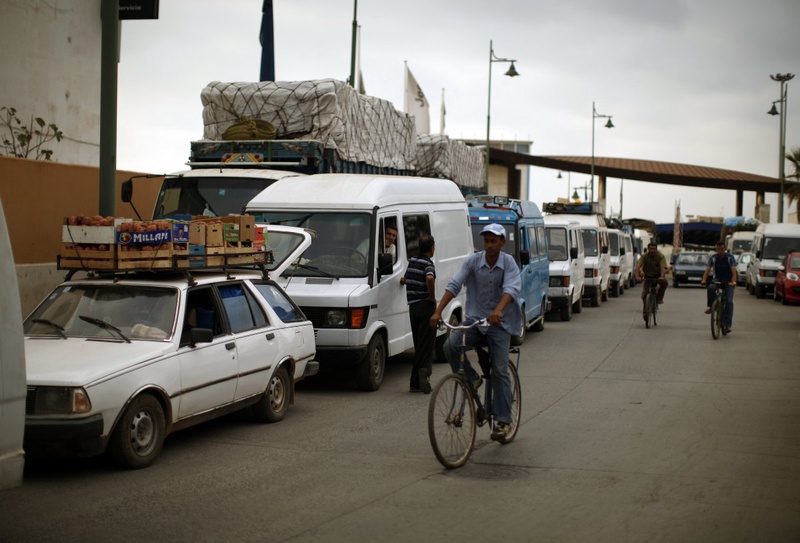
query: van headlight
[
  {"left": 325, "top": 309, "right": 347, "bottom": 326},
  {"left": 30, "top": 387, "right": 92, "bottom": 414}
]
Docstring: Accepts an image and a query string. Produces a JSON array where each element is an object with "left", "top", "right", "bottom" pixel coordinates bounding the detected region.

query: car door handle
[
  {"left": 266, "top": 332, "right": 275, "bottom": 340},
  {"left": 225, "top": 342, "right": 235, "bottom": 350}
]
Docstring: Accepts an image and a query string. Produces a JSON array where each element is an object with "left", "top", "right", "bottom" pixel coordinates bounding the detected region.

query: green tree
[
  {"left": 786, "top": 146, "right": 800, "bottom": 218},
  {"left": 1, "top": 106, "right": 64, "bottom": 160}
]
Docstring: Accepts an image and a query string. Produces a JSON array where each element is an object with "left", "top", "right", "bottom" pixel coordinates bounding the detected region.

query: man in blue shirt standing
[
  {"left": 701, "top": 241, "right": 738, "bottom": 334},
  {"left": 430, "top": 223, "right": 522, "bottom": 441}
]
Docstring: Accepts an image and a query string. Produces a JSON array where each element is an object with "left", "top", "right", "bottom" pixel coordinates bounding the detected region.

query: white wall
[{"left": 0, "top": 0, "right": 102, "bottom": 166}]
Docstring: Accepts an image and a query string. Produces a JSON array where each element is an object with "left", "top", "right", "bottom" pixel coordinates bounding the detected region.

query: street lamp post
[
  {"left": 486, "top": 40, "right": 519, "bottom": 188},
  {"left": 558, "top": 171, "right": 572, "bottom": 201},
  {"left": 768, "top": 73, "right": 794, "bottom": 223},
  {"left": 590, "top": 101, "right": 614, "bottom": 203}
]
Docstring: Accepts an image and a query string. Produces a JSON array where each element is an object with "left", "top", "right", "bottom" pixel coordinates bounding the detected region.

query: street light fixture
[
  {"left": 590, "top": 101, "right": 614, "bottom": 203},
  {"left": 558, "top": 170, "right": 572, "bottom": 200},
  {"left": 486, "top": 40, "right": 519, "bottom": 188},
  {"left": 768, "top": 73, "right": 794, "bottom": 223}
]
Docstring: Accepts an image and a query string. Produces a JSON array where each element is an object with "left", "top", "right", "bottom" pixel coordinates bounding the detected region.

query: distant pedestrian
[{"left": 401, "top": 235, "right": 436, "bottom": 393}]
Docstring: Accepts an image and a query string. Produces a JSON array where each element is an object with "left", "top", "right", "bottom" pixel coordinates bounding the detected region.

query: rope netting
[{"left": 415, "top": 135, "right": 485, "bottom": 190}]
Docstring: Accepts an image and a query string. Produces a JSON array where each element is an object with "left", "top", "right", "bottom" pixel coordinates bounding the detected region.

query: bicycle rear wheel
[
  {"left": 710, "top": 299, "right": 721, "bottom": 339},
  {"left": 428, "top": 374, "right": 476, "bottom": 469},
  {"left": 644, "top": 293, "right": 653, "bottom": 328},
  {"left": 495, "top": 362, "right": 522, "bottom": 445}
]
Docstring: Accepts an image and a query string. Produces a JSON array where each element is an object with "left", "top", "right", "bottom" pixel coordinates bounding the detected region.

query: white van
[
  {"left": 543, "top": 203, "right": 610, "bottom": 307},
  {"left": 726, "top": 231, "right": 756, "bottom": 255},
  {"left": 543, "top": 216, "right": 585, "bottom": 321},
  {"left": 607, "top": 229, "right": 631, "bottom": 297},
  {"left": 633, "top": 228, "right": 653, "bottom": 269},
  {"left": 246, "top": 174, "right": 472, "bottom": 391},
  {"left": 749, "top": 223, "right": 800, "bottom": 298},
  {"left": 0, "top": 196, "right": 25, "bottom": 489}
]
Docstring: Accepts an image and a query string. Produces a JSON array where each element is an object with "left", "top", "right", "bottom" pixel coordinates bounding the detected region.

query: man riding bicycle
[
  {"left": 701, "top": 241, "right": 737, "bottom": 334},
  {"left": 636, "top": 242, "right": 668, "bottom": 309},
  {"left": 430, "top": 223, "right": 522, "bottom": 442}
]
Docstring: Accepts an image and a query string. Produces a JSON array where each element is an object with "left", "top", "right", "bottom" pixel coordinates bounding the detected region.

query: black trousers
[{"left": 408, "top": 300, "right": 435, "bottom": 387}]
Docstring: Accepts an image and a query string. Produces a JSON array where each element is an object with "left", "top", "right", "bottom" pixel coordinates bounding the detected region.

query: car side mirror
[
  {"left": 121, "top": 179, "right": 133, "bottom": 203},
  {"left": 570, "top": 247, "right": 578, "bottom": 259},
  {"left": 520, "top": 250, "right": 530, "bottom": 266},
  {"left": 778, "top": 264, "right": 785, "bottom": 272},
  {"left": 189, "top": 327, "right": 213, "bottom": 347}
]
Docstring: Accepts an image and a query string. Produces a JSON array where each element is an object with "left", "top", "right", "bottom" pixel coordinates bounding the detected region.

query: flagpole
[
  {"left": 348, "top": 0, "right": 358, "bottom": 86},
  {"left": 440, "top": 88, "right": 445, "bottom": 134}
]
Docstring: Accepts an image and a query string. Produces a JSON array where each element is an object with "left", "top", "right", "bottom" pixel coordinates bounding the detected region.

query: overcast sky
[{"left": 116, "top": 0, "right": 800, "bottom": 224}]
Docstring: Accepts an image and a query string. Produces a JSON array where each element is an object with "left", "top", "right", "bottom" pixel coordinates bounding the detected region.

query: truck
[{"left": 468, "top": 195, "right": 550, "bottom": 344}]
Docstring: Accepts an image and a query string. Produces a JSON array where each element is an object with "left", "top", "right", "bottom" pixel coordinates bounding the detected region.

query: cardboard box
[
  {"left": 206, "top": 245, "right": 224, "bottom": 266},
  {"left": 189, "top": 221, "right": 206, "bottom": 245},
  {"left": 62, "top": 218, "right": 131, "bottom": 244},
  {"left": 223, "top": 223, "right": 239, "bottom": 242},
  {"left": 187, "top": 245, "right": 206, "bottom": 268},
  {"left": 239, "top": 215, "right": 255, "bottom": 242},
  {"left": 206, "top": 223, "right": 223, "bottom": 246},
  {"left": 171, "top": 222, "right": 190, "bottom": 243}
]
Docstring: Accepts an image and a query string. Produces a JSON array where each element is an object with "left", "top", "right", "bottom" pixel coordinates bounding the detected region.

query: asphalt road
[{"left": 1, "top": 283, "right": 799, "bottom": 543}]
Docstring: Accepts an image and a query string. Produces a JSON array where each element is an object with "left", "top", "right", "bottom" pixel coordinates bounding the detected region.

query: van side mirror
[
  {"left": 121, "top": 179, "right": 133, "bottom": 203},
  {"left": 377, "top": 253, "right": 393, "bottom": 277},
  {"left": 756, "top": 250, "right": 761, "bottom": 259},
  {"left": 602, "top": 245, "right": 608, "bottom": 254},
  {"left": 570, "top": 247, "right": 578, "bottom": 259},
  {"left": 519, "top": 250, "right": 530, "bottom": 266},
  {"left": 620, "top": 247, "right": 626, "bottom": 255}
]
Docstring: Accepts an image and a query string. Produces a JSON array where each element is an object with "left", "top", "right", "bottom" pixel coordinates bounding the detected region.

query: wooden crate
[{"left": 58, "top": 244, "right": 117, "bottom": 270}]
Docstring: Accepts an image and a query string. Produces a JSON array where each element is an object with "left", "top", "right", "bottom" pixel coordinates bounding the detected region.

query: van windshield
[
  {"left": 731, "top": 239, "right": 752, "bottom": 254},
  {"left": 252, "top": 211, "right": 371, "bottom": 278},
  {"left": 582, "top": 229, "right": 599, "bottom": 256},
  {"left": 469, "top": 223, "right": 518, "bottom": 260},
  {"left": 609, "top": 233, "right": 620, "bottom": 256},
  {"left": 763, "top": 236, "right": 800, "bottom": 261},
  {"left": 154, "top": 176, "right": 275, "bottom": 219},
  {"left": 545, "top": 227, "right": 569, "bottom": 261}
]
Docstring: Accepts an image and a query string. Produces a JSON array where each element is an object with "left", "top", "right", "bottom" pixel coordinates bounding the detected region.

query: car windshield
[
  {"left": 24, "top": 285, "right": 178, "bottom": 341},
  {"left": 677, "top": 254, "right": 706, "bottom": 266},
  {"left": 154, "top": 176, "right": 275, "bottom": 219},
  {"left": 790, "top": 255, "right": 800, "bottom": 269},
  {"left": 763, "top": 236, "right": 800, "bottom": 261},
  {"left": 251, "top": 211, "right": 371, "bottom": 277}
]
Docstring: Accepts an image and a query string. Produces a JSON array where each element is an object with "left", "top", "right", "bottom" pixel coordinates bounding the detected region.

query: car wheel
[
  {"left": 435, "top": 312, "right": 459, "bottom": 363},
  {"left": 253, "top": 365, "right": 290, "bottom": 423},
  {"left": 107, "top": 394, "right": 165, "bottom": 469},
  {"left": 781, "top": 287, "right": 788, "bottom": 305},
  {"left": 356, "top": 334, "right": 385, "bottom": 391},
  {"left": 756, "top": 283, "right": 765, "bottom": 299}
]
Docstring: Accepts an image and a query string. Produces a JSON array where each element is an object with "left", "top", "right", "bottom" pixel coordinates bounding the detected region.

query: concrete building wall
[{"left": 0, "top": 0, "right": 101, "bottom": 166}]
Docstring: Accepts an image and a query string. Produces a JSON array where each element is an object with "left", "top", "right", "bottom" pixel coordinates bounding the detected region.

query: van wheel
[
  {"left": 559, "top": 300, "right": 572, "bottom": 321},
  {"left": 601, "top": 287, "right": 609, "bottom": 302},
  {"left": 435, "top": 313, "right": 459, "bottom": 363},
  {"left": 511, "top": 322, "right": 527, "bottom": 346},
  {"left": 610, "top": 281, "right": 620, "bottom": 298},
  {"left": 356, "top": 334, "right": 385, "bottom": 391},
  {"left": 590, "top": 287, "right": 601, "bottom": 307},
  {"left": 531, "top": 303, "right": 546, "bottom": 332},
  {"left": 572, "top": 296, "right": 583, "bottom": 314},
  {"left": 755, "top": 284, "right": 765, "bottom": 299}
]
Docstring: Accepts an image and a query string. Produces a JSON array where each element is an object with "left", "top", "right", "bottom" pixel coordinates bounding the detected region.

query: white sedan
[{"left": 23, "top": 226, "right": 316, "bottom": 469}]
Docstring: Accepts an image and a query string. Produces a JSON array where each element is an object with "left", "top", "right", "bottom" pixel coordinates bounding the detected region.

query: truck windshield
[
  {"left": 763, "top": 236, "right": 800, "bottom": 261},
  {"left": 154, "top": 176, "right": 274, "bottom": 219},
  {"left": 253, "top": 211, "right": 372, "bottom": 278}
]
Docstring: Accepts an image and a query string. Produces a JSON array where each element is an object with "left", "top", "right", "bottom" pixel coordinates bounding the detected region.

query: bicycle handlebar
[{"left": 437, "top": 318, "right": 489, "bottom": 332}]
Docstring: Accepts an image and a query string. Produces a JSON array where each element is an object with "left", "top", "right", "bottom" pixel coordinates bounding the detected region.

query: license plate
[{"left": 688, "top": 277, "right": 701, "bottom": 282}]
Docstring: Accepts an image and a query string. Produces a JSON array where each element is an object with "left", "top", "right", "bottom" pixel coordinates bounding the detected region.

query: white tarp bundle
[
  {"left": 201, "top": 79, "right": 417, "bottom": 171},
  {"left": 415, "top": 135, "right": 485, "bottom": 190}
]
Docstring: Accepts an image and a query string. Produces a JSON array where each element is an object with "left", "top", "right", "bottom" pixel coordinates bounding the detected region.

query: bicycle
[
  {"left": 709, "top": 280, "right": 729, "bottom": 340},
  {"left": 427, "top": 318, "right": 522, "bottom": 469},
  {"left": 642, "top": 276, "right": 660, "bottom": 329}
]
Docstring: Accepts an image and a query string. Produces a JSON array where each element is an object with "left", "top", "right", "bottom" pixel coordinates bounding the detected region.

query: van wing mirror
[
  {"left": 121, "top": 179, "right": 133, "bottom": 203},
  {"left": 620, "top": 247, "right": 626, "bottom": 255},
  {"left": 570, "top": 247, "right": 578, "bottom": 259},
  {"left": 519, "top": 250, "right": 530, "bottom": 266},
  {"left": 602, "top": 245, "right": 609, "bottom": 254},
  {"left": 377, "top": 253, "right": 393, "bottom": 276}
]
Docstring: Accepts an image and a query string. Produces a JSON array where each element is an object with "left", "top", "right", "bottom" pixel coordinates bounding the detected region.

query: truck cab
[{"left": 468, "top": 195, "right": 550, "bottom": 345}]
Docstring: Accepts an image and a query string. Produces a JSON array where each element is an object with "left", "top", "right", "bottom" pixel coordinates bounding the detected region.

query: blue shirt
[
  {"left": 707, "top": 252, "right": 737, "bottom": 283},
  {"left": 445, "top": 250, "right": 522, "bottom": 336}
]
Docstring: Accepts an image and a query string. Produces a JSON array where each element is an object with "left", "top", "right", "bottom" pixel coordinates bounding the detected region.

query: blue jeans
[
  {"left": 444, "top": 322, "right": 512, "bottom": 425},
  {"left": 707, "top": 283, "right": 735, "bottom": 328}
]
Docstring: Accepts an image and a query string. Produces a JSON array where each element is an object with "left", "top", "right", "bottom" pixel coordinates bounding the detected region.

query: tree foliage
[{"left": 0, "top": 106, "right": 64, "bottom": 161}]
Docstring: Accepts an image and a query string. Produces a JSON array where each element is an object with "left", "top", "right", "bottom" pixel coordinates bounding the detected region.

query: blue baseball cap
[{"left": 480, "top": 223, "right": 505, "bottom": 238}]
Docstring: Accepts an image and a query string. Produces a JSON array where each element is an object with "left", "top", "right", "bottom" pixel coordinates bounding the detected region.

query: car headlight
[
  {"left": 787, "top": 272, "right": 799, "bottom": 281},
  {"left": 325, "top": 309, "right": 347, "bottom": 327},
  {"left": 31, "top": 387, "right": 92, "bottom": 414}
]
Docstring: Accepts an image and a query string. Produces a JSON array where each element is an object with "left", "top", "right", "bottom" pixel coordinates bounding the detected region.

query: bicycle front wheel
[
  {"left": 428, "top": 374, "right": 476, "bottom": 469},
  {"left": 710, "top": 299, "right": 721, "bottom": 339},
  {"left": 644, "top": 293, "right": 653, "bottom": 328},
  {"left": 496, "top": 362, "right": 522, "bottom": 445},
  {"left": 651, "top": 294, "right": 658, "bottom": 327}
]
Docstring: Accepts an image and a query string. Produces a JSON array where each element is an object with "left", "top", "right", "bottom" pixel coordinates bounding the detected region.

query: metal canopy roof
[{"left": 490, "top": 149, "right": 780, "bottom": 193}]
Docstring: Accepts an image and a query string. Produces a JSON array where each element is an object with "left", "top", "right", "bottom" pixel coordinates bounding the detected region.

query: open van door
[{"left": 0, "top": 195, "right": 25, "bottom": 489}]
